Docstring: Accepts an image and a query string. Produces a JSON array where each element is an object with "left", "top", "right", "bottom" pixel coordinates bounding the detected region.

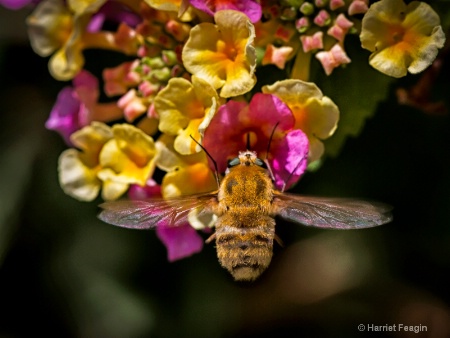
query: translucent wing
[
  {"left": 273, "top": 193, "right": 392, "bottom": 229},
  {"left": 98, "top": 192, "right": 218, "bottom": 229}
]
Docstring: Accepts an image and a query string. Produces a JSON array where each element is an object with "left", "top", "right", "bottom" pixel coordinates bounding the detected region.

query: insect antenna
[
  {"left": 263, "top": 122, "right": 280, "bottom": 183},
  {"left": 246, "top": 132, "right": 251, "bottom": 150},
  {"left": 189, "top": 135, "right": 220, "bottom": 190}
]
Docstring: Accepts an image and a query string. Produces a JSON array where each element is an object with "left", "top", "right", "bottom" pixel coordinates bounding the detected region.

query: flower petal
[
  {"left": 155, "top": 76, "right": 219, "bottom": 155},
  {"left": 360, "top": 0, "right": 446, "bottom": 77},
  {"left": 189, "top": 0, "right": 262, "bottom": 23},
  {"left": 263, "top": 80, "right": 339, "bottom": 163},
  {"left": 97, "top": 124, "right": 156, "bottom": 199},
  {"left": 26, "top": 0, "right": 73, "bottom": 57},
  {"left": 46, "top": 87, "right": 82, "bottom": 145},
  {"left": 156, "top": 222, "right": 204, "bottom": 261},
  {"left": 58, "top": 148, "right": 101, "bottom": 201},
  {"left": 203, "top": 93, "right": 298, "bottom": 179},
  {"left": 182, "top": 10, "right": 256, "bottom": 98},
  {"left": 269, "top": 129, "right": 309, "bottom": 191}
]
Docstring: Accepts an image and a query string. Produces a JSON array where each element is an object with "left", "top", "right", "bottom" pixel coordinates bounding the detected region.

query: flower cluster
[{"left": 3, "top": 0, "right": 445, "bottom": 260}]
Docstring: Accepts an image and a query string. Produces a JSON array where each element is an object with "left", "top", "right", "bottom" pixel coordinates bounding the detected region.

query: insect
[{"left": 98, "top": 150, "right": 392, "bottom": 281}]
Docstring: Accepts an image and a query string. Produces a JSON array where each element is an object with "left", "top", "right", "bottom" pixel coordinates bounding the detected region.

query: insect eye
[
  {"left": 255, "top": 158, "right": 264, "bottom": 167},
  {"left": 228, "top": 157, "right": 240, "bottom": 167}
]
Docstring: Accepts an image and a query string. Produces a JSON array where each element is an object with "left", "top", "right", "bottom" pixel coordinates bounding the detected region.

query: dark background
[{"left": 1, "top": 5, "right": 449, "bottom": 338}]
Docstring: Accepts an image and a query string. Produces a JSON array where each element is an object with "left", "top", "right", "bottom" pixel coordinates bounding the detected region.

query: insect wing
[
  {"left": 98, "top": 193, "right": 217, "bottom": 229},
  {"left": 273, "top": 193, "right": 392, "bottom": 229}
]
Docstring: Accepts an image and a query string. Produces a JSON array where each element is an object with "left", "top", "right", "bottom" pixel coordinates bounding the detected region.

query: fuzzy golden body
[
  {"left": 212, "top": 158, "right": 277, "bottom": 281},
  {"left": 99, "top": 150, "right": 392, "bottom": 282}
]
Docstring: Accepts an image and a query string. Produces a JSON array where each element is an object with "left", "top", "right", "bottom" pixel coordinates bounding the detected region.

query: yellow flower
[
  {"left": 154, "top": 76, "right": 220, "bottom": 155},
  {"left": 262, "top": 80, "right": 339, "bottom": 163},
  {"left": 144, "top": 0, "right": 182, "bottom": 12},
  {"left": 58, "top": 122, "right": 157, "bottom": 201},
  {"left": 26, "top": 0, "right": 73, "bottom": 57},
  {"left": 156, "top": 134, "right": 218, "bottom": 228},
  {"left": 98, "top": 124, "right": 157, "bottom": 200},
  {"left": 182, "top": 10, "right": 257, "bottom": 98},
  {"left": 58, "top": 122, "right": 112, "bottom": 201},
  {"left": 360, "top": 0, "right": 445, "bottom": 78},
  {"left": 27, "top": 0, "right": 137, "bottom": 81},
  {"left": 67, "top": 0, "right": 107, "bottom": 14},
  {"left": 27, "top": 0, "right": 107, "bottom": 81}
]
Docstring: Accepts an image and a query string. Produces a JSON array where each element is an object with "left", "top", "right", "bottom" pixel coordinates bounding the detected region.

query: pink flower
[
  {"left": 117, "top": 89, "right": 147, "bottom": 122},
  {"left": 327, "top": 14, "right": 354, "bottom": 42},
  {"left": 94, "top": 1, "right": 141, "bottom": 28},
  {"left": 46, "top": 70, "right": 122, "bottom": 144},
  {"left": 261, "top": 44, "right": 294, "bottom": 69},
  {"left": 315, "top": 43, "right": 351, "bottom": 75},
  {"left": 128, "top": 179, "right": 204, "bottom": 262},
  {"left": 45, "top": 71, "right": 99, "bottom": 144},
  {"left": 329, "top": 0, "right": 345, "bottom": 11},
  {"left": 203, "top": 93, "right": 309, "bottom": 191},
  {"left": 301, "top": 31, "right": 324, "bottom": 53},
  {"left": 189, "top": 0, "right": 262, "bottom": 23},
  {"left": 156, "top": 222, "right": 204, "bottom": 262},
  {"left": 348, "top": 0, "right": 368, "bottom": 16},
  {"left": 46, "top": 86, "right": 85, "bottom": 145},
  {"left": 128, "top": 179, "right": 162, "bottom": 200},
  {"left": 103, "top": 61, "right": 140, "bottom": 97},
  {"left": 0, "top": 0, "right": 34, "bottom": 9},
  {"left": 313, "top": 9, "right": 330, "bottom": 27}
]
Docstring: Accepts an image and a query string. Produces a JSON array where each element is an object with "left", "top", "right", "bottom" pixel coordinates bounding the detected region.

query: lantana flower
[
  {"left": 27, "top": 0, "right": 103, "bottom": 80},
  {"left": 127, "top": 178, "right": 206, "bottom": 262},
  {"left": 26, "top": 0, "right": 139, "bottom": 80},
  {"left": 202, "top": 93, "right": 309, "bottom": 191},
  {"left": 189, "top": 0, "right": 262, "bottom": 23},
  {"left": 154, "top": 76, "right": 220, "bottom": 155},
  {"left": 262, "top": 44, "right": 294, "bottom": 69},
  {"left": 103, "top": 61, "right": 141, "bottom": 97},
  {"left": 360, "top": 0, "right": 446, "bottom": 78},
  {"left": 58, "top": 122, "right": 113, "bottom": 201},
  {"left": 263, "top": 80, "right": 339, "bottom": 163},
  {"left": 182, "top": 10, "right": 257, "bottom": 98},
  {"left": 156, "top": 134, "right": 218, "bottom": 199},
  {"left": 59, "top": 122, "right": 157, "bottom": 201},
  {"left": 97, "top": 124, "right": 157, "bottom": 200},
  {"left": 46, "top": 70, "right": 123, "bottom": 145},
  {"left": 255, "top": 0, "right": 369, "bottom": 79},
  {"left": 315, "top": 43, "right": 351, "bottom": 76},
  {"left": 0, "top": 0, "right": 33, "bottom": 9},
  {"left": 144, "top": 0, "right": 182, "bottom": 12},
  {"left": 103, "top": 4, "right": 193, "bottom": 123},
  {"left": 254, "top": 18, "right": 299, "bottom": 71},
  {"left": 153, "top": 134, "right": 218, "bottom": 261}
]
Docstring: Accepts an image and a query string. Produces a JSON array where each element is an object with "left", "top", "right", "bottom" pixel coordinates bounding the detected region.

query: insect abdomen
[{"left": 215, "top": 214, "right": 276, "bottom": 281}]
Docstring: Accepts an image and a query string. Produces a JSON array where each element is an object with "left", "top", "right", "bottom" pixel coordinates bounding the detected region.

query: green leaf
[{"left": 311, "top": 38, "right": 395, "bottom": 158}]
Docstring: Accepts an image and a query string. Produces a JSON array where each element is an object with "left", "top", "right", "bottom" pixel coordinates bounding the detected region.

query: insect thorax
[{"left": 218, "top": 165, "right": 273, "bottom": 211}]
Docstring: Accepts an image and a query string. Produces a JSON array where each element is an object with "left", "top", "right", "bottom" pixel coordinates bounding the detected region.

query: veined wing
[
  {"left": 98, "top": 192, "right": 218, "bottom": 229},
  {"left": 273, "top": 193, "right": 392, "bottom": 229}
]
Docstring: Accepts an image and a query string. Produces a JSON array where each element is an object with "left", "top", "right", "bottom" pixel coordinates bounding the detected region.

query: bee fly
[{"left": 99, "top": 146, "right": 392, "bottom": 281}]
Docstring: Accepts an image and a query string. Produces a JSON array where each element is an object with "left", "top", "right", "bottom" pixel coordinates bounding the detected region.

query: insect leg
[
  {"left": 205, "top": 232, "right": 216, "bottom": 244},
  {"left": 274, "top": 234, "right": 284, "bottom": 247}
]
